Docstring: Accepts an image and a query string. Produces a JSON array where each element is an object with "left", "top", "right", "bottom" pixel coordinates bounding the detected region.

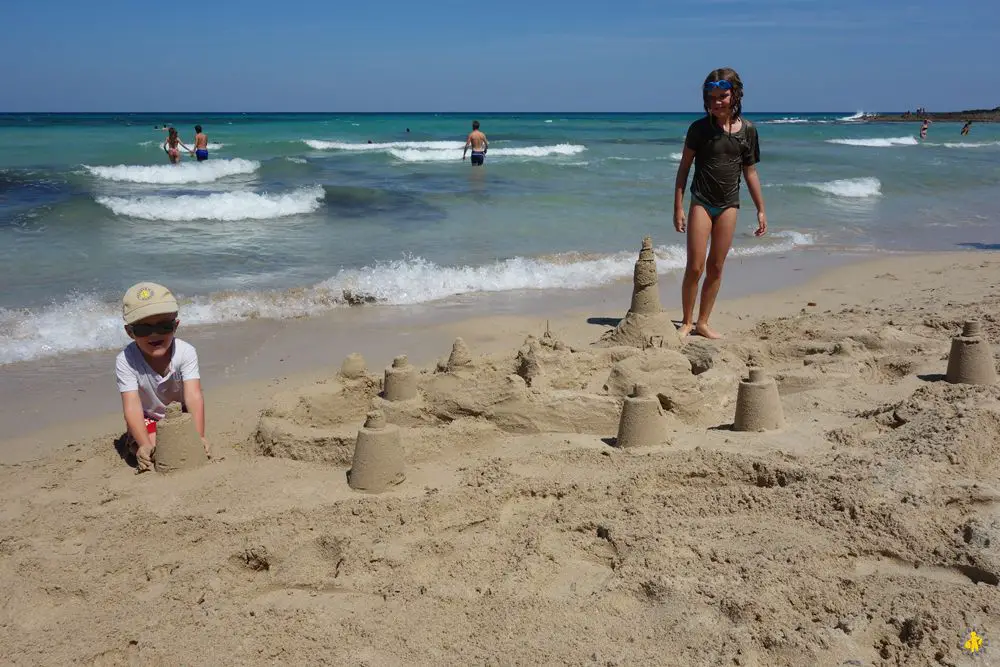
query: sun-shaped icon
[
  {"left": 963, "top": 629, "right": 986, "bottom": 656},
  {"left": 137, "top": 287, "right": 153, "bottom": 301}
]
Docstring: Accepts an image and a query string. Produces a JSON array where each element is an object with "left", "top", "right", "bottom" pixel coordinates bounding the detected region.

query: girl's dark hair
[
  {"left": 168, "top": 127, "right": 177, "bottom": 137},
  {"left": 703, "top": 68, "right": 744, "bottom": 120}
]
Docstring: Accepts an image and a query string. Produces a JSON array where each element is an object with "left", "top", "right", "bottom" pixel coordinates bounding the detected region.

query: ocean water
[{"left": 1, "top": 112, "right": 998, "bottom": 365}]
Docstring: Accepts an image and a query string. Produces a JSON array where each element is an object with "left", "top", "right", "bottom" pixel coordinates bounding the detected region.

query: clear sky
[{"left": 1, "top": 0, "right": 994, "bottom": 113}]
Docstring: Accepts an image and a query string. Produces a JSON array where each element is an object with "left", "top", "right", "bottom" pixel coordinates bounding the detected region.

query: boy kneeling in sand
[{"left": 115, "top": 282, "right": 208, "bottom": 472}]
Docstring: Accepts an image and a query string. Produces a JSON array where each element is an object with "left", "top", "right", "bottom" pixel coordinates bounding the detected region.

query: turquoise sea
[{"left": 1, "top": 112, "right": 998, "bottom": 364}]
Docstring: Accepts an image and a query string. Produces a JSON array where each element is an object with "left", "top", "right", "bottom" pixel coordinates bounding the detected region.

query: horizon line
[{"left": 0, "top": 110, "right": 880, "bottom": 115}]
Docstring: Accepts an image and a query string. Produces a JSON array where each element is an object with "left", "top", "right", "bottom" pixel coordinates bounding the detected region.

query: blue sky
[{"left": 1, "top": 0, "right": 994, "bottom": 112}]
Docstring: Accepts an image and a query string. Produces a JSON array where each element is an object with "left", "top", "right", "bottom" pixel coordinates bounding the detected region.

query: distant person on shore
[
  {"left": 961, "top": 120, "right": 973, "bottom": 136},
  {"left": 462, "top": 120, "right": 489, "bottom": 166},
  {"left": 162, "top": 127, "right": 193, "bottom": 164},
  {"left": 193, "top": 125, "right": 209, "bottom": 161},
  {"left": 116, "top": 282, "right": 208, "bottom": 473},
  {"left": 673, "top": 68, "right": 767, "bottom": 340},
  {"left": 920, "top": 119, "right": 930, "bottom": 140}
]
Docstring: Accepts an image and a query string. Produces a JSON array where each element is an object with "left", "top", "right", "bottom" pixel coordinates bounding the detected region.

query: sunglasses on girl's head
[
  {"left": 704, "top": 80, "right": 733, "bottom": 92},
  {"left": 129, "top": 320, "right": 177, "bottom": 337}
]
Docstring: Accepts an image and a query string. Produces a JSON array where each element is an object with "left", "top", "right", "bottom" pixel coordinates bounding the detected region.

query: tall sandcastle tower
[{"left": 598, "top": 236, "right": 683, "bottom": 349}]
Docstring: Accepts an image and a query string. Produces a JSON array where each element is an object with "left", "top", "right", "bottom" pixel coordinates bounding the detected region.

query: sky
[{"left": 1, "top": 0, "right": 995, "bottom": 113}]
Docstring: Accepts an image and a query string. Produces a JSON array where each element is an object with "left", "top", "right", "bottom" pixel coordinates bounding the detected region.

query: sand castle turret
[
  {"left": 447, "top": 337, "right": 472, "bottom": 370},
  {"left": 733, "top": 368, "right": 784, "bottom": 432},
  {"left": 348, "top": 410, "right": 405, "bottom": 492},
  {"left": 340, "top": 353, "right": 367, "bottom": 379},
  {"left": 630, "top": 237, "right": 662, "bottom": 315},
  {"left": 598, "top": 237, "right": 682, "bottom": 349},
  {"left": 383, "top": 355, "right": 418, "bottom": 401},
  {"left": 153, "top": 403, "right": 208, "bottom": 473},
  {"left": 946, "top": 321, "right": 996, "bottom": 385},
  {"left": 615, "top": 384, "right": 666, "bottom": 448}
]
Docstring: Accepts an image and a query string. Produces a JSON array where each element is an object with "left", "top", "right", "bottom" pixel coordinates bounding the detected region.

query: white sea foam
[
  {"left": 838, "top": 111, "right": 870, "bottom": 122},
  {"left": 304, "top": 139, "right": 462, "bottom": 151},
  {"left": 0, "top": 237, "right": 812, "bottom": 364},
  {"left": 669, "top": 152, "right": 684, "bottom": 161},
  {"left": 825, "top": 137, "right": 918, "bottom": 148},
  {"left": 304, "top": 139, "right": 586, "bottom": 162},
  {"left": 765, "top": 117, "right": 810, "bottom": 124},
  {"left": 83, "top": 158, "right": 260, "bottom": 184},
  {"left": 285, "top": 157, "right": 308, "bottom": 164},
  {"left": 938, "top": 141, "right": 1000, "bottom": 148},
  {"left": 387, "top": 144, "right": 586, "bottom": 162},
  {"left": 806, "top": 177, "right": 882, "bottom": 198},
  {"left": 95, "top": 186, "right": 325, "bottom": 221}
]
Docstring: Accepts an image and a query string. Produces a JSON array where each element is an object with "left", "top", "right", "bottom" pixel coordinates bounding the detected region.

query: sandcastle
[
  {"left": 383, "top": 355, "right": 418, "bottom": 401},
  {"left": 945, "top": 321, "right": 996, "bottom": 386},
  {"left": 615, "top": 384, "right": 667, "bottom": 448},
  {"left": 339, "top": 353, "right": 367, "bottom": 379},
  {"left": 347, "top": 410, "right": 405, "bottom": 492},
  {"left": 598, "top": 236, "right": 682, "bottom": 349},
  {"left": 153, "top": 403, "right": 208, "bottom": 473},
  {"left": 447, "top": 337, "right": 472, "bottom": 370},
  {"left": 733, "top": 368, "right": 784, "bottom": 432}
]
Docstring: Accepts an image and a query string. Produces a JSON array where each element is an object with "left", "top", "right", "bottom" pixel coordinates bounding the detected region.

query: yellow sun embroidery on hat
[
  {"left": 137, "top": 287, "right": 153, "bottom": 301},
  {"left": 964, "top": 629, "right": 986, "bottom": 655}
]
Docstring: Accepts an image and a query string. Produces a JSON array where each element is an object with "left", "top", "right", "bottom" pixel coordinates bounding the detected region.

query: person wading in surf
[
  {"left": 162, "top": 127, "right": 193, "bottom": 164},
  {"left": 462, "top": 120, "right": 489, "bottom": 166}
]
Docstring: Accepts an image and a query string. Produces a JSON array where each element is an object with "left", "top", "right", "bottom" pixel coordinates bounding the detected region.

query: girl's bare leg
[
  {"left": 679, "top": 204, "right": 713, "bottom": 336},
  {"left": 694, "top": 207, "right": 739, "bottom": 339}
]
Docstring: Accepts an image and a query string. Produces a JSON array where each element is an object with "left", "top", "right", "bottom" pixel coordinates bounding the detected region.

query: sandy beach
[{"left": 1, "top": 248, "right": 999, "bottom": 666}]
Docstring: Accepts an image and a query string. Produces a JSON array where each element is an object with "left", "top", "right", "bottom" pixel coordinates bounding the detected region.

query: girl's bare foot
[
  {"left": 694, "top": 323, "right": 722, "bottom": 339},
  {"left": 677, "top": 322, "right": 694, "bottom": 337}
]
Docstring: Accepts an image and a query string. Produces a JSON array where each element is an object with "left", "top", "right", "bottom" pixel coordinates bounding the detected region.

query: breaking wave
[
  {"left": 83, "top": 158, "right": 260, "bottom": 184},
  {"left": 0, "top": 234, "right": 813, "bottom": 364},
  {"left": 95, "top": 186, "right": 325, "bottom": 221}
]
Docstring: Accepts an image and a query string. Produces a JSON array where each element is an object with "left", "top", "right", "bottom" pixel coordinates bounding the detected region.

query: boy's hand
[
  {"left": 135, "top": 445, "right": 154, "bottom": 473},
  {"left": 754, "top": 211, "right": 768, "bottom": 237},
  {"left": 673, "top": 208, "right": 686, "bottom": 233}
]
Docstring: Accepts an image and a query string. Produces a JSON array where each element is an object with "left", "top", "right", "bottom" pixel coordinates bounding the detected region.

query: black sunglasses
[{"left": 129, "top": 320, "right": 177, "bottom": 337}]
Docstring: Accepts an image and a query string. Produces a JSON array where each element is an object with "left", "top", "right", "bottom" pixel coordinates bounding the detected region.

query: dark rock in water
[{"left": 342, "top": 289, "right": 379, "bottom": 306}]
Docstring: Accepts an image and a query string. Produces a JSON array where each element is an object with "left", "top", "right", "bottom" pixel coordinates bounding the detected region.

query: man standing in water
[
  {"left": 193, "top": 125, "right": 209, "bottom": 161},
  {"left": 462, "top": 120, "right": 488, "bottom": 166}
]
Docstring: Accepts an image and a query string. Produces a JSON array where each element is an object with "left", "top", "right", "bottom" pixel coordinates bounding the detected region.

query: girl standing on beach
[
  {"left": 673, "top": 68, "right": 767, "bottom": 339},
  {"left": 162, "top": 127, "right": 193, "bottom": 165}
]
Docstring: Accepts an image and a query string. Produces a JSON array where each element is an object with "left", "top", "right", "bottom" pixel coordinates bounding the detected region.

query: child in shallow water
[
  {"left": 673, "top": 68, "right": 767, "bottom": 340},
  {"left": 162, "top": 127, "right": 193, "bottom": 164}
]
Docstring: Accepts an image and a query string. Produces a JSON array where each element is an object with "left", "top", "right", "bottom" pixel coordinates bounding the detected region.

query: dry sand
[{"left": 1, "top": 250, "right": 999, "bottom": 666}]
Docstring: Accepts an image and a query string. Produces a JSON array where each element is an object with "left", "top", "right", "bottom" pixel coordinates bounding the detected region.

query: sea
[{"left": 1, "top": 112, "right": 998, "bottom": 365}]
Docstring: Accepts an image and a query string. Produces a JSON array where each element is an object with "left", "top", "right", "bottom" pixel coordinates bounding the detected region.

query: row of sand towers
[{"left": 147, "top": 237, "right": 997, "bottom": 484}]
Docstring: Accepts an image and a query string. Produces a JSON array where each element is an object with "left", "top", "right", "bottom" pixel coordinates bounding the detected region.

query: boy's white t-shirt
[{"left": 115, "top": 338, "right": 200, "bottom": 421}]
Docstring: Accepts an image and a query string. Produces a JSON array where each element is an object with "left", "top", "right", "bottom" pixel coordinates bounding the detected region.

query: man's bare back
[{"left": 466, "top": 130, "right": 487, "bottom": 152}]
